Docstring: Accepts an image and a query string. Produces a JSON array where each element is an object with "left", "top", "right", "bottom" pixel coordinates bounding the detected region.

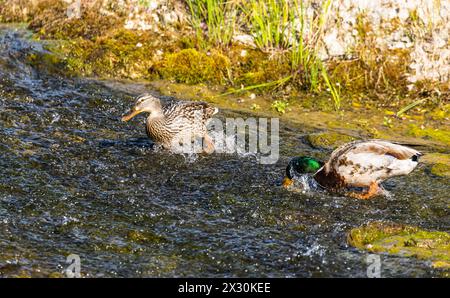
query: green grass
[
  {"left": 242, "top": 0, "right": 291, "bottom": 50},
  {"left": 186, "top": 0, "right": 238, "bottom": 48},
  {"left": 396, "top": 98, "right": 427, "bottom": 117},
  {"left": 239, "top": 0, "right": 341, "bottom": 109}
]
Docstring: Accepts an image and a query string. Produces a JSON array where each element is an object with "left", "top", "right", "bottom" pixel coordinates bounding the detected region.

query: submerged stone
[{"left": 126, "top": 230, "right": 167, "bottom": 244}]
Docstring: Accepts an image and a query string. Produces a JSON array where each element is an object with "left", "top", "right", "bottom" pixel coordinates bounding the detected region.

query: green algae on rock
[
  {"left": 348, "top": 222, "right": 450, "bottom": 270},
  {"left": 126, "top": 230, "right": 167, "bottom": 244},
  {"left": 49, "top": 29, "right": 165, "bottom": 79},
  {"left": 421, "top": 153, "right": 450, "bottom": 165},
  {"left": 306, "top": 131, "right": 357, "bottom": 150},
  {"left": 430, "top": 163, "right": 450, "bottom": 178},
  {"left": 160, "top": 49, "right": 231, "bottom": 84},
  {"left": 407, "top": 124, "right": 450, "bottom": 146}
]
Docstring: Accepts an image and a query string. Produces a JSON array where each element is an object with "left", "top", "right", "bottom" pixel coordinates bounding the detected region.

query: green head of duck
[{"left": 283, "top": 156, "right": 323, "bottom": 188}]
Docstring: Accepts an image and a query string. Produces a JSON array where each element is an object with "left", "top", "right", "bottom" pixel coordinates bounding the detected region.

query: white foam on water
[
  {"left": 288, "top": 174, "right": 319, "bottom": 195},
  {"left": 209, "top": 128, "right": 260, "bottom": 160}
]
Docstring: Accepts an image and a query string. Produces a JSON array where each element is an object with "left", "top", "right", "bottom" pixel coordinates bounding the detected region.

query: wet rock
[
  {"left": 48, "top": 271, "right": 64, "bottom": 278},
  {"left": 348, "top": 222, "right": 450, "bottom": 270},
  {"left": 126, "top": 230, "right": 167, "bottom": 244},
  {"left": 430, "top": 163, "right": 450, "bottom": 178},
  {"left": 421, "top": 153, "right": 450, "bottom": 166},
  {"left": 142, "top": 255, "right": 179, "bottom": 276},
  {"left": 407, "top": 124, "right": 450, "bottom": 145}
]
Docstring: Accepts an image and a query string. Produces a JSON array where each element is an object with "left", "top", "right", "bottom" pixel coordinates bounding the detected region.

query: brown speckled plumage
[
  {"left": 146, "top": 101, "right": 217, "bottom": 148},
  {"left": 122, "top": 94, "right": 218, "bottom": 151}
]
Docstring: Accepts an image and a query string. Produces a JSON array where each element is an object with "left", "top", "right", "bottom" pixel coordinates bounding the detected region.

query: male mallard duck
[
  {"left": 283, "top": 140, "right": 422, "bottom": 199},
  {"left": 122, "top": 94, "right": 218, "bottom": 153}
]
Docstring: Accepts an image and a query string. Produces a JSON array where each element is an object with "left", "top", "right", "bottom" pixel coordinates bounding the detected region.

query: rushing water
[{"left": 0, "top": 24, "right": 448, "bottom": 277}]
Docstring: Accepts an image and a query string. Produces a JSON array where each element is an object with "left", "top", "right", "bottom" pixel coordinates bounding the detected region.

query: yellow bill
[
  {"left": 282, "top": 177, "right": 293, "bottom": 188},
  {"left": 121, "top": 109, "right": 143, "bottom": 122}
]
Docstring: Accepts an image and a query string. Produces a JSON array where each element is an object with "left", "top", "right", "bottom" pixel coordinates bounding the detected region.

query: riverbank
[{"left": 1, "top": 0, "right": 449, "bottom": 107}]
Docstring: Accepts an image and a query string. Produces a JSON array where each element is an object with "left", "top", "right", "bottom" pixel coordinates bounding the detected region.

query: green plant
[
  {"left": 186, "top": 0, "right": 238, "bottom": 48},
  {"left": 396, "top": 98, "right": 427, "bottom": 117},
  {"left": 290, "top": 0, "right": 338, "bottom": 100},
  {"left": 239, "top": 0, "right": 341, "bottom": 109},
  {"left": 322, "top": 68, "right": 341, "bottom": 110},
  {"left": 138, "top": 0, "right": 153, "bottom": 7},
  {"left": 242, "top": 0, "right": 291, "bottom": 50},
  {"left": 383, "top": 116, "right": 393, "bottom": 128},
  {"left": 271, "top": 100, "right": 290, "bottom": 114},
  {"left": 250, "top": 103, "right": 261, "bottom": 110}
]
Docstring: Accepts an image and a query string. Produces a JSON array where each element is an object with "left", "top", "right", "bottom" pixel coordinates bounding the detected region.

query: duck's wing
[
  {"left": 323, "top": 140, "right": 421, "bottom": 187},
  {"left": 164, "top": 101, "right": 218, "bottom": 122},
  {"left": 344, "top": 140, "right": 421, "bottom": 159}
]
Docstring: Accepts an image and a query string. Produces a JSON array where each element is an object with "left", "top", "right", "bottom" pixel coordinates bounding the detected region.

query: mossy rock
[
  {"left": 421, "top": 152, "right": 450, "bottom": 165},
  {"left": 407, "top": 124, "right": 450, "bottom": 146},
  {"left": 160, "top": 49, "right": 231, "bottom": 85},
  {"left": 348, "top": 222, "right": 450, "bottom": 269},
  {"left": 430, "top": 163, "right": 450, "bottom": 178},
  {"left": 51, "top": 28, "right": 162, "bottom": 78},
  {"left": 306, "top": 132, "right": 357, "bottom": 150},
  {"left": 229, "top": 48, "right": 291, "bottom": 88},
  {"left": 421, "top": 153, "right": 450, "bottom": 178},
  {"left": 28, "top": 0, "right": 124, "bottom": 40}
]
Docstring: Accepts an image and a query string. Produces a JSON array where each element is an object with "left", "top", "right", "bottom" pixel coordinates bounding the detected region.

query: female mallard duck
[
  {"left": 122, "top": 94, "right": 218, "bottom": 153},
  {"left": 283, "top": 140, "right": 422, "bottom": 199}
]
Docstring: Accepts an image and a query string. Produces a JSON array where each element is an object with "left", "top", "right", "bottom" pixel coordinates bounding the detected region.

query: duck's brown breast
[{"left": 314, "top": 167, "right": 347, "bottom": 190}]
